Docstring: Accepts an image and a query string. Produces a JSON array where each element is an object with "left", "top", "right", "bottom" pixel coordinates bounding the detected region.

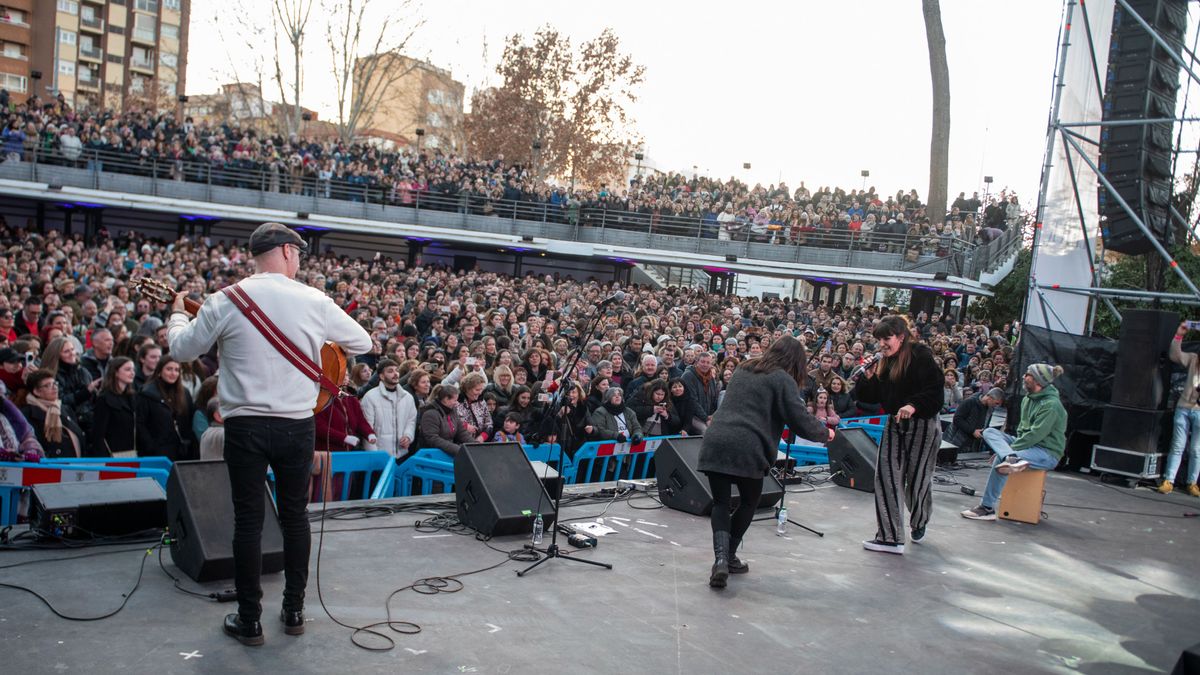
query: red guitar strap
[{"left": 221, "top": 284, "right": 340, "bottom": 397}]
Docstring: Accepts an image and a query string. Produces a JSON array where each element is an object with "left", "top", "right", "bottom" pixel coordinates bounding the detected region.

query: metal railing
[{"left": 0, "top": 144, "right": 1023, "bottom": 279}]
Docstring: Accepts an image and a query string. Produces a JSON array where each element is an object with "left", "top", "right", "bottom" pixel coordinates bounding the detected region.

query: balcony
[
  {"left": 131, "top": 28, "right": 155, "bottom": 45},
  {"left": 78, "top": 45, "right": 101, "bottom": 61},
  {"left": 130, "top": 58, "right": 154, "bottom": 74},
  {"left": 80, "top": 15, "right": 104, "bottom": 33},
  {"left": 76, "top": 77, "right": 99, "bottom": 91}
]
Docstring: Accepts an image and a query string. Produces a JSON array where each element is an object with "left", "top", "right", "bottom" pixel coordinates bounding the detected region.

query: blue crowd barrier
[
  {"left": 522, "top": 443, "right": 570, "bottom": 473},
  {"left": 41, "top": 456, "right": 174, "bottom": 473},
  {"left": 564, "top": 436, "right": 680, "bottom": 485},
  {"left": 392, "top": 449, "right": 455, "bottom": 497},
  {"left": 778, "top": 440, "right": 830, "bottom": 466},
  {"left": 840, "top": 415, "right": 888, "bottom": 444}
]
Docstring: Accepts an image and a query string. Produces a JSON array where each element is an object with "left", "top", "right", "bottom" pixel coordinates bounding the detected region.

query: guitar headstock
[{"left": 135, "top": 277, "right": 177, "bottom": 306}]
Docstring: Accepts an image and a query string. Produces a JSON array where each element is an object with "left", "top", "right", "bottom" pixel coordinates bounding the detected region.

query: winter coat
[
  {"left": 361, "top": 385, "right": 419, "bottom": 459},
  {"left": 135, "top": 381, "right": 196, "bottom": 461},
  {"left": 681, "top": 365, "right": 722, "bottom": 421},
  {"left": 315, "top": 394, "right": 375, "bottom": 452},
  {"left": 456, "top": 395, "right": 494, "bottom": 441},
  {"left": 631, "top": 398, "right": 683, "bottom": 437},
  {"left": 416, "top": 400, "right": 474, "bottom": 457},
  {"left": 91, "top": 389, "right": 136, "bottom": 456},
  {"left": 698, "top": 369, "right": 828, "bottom": 479},
  {"left": 588, "top": 405, "right": 644, "bottom": 443},
  {"left": 55, "top": 361, "right": 95, "bottom": 432},
  {"left": 21, "top": 401, "right": 88, "bottom": 458}
]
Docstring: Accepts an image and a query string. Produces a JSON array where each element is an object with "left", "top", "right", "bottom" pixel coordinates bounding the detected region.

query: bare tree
[
  {"left": 323, "top": 0, "right": 424, "bottom": 143},
  {"left": 923, "top": 0, "right": 950, "bottom": 227},
  {"left": 465, "top": 27, "right": 644, "bottom": 187},
  {"left": 271, "top": 0, "right": 315, "bottom": 135}
]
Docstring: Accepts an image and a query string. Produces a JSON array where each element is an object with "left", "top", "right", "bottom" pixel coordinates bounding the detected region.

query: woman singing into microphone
[
  {"left": 697, "top": 335, "right": 832, "bottom": 589},
  {"left": 853, "top": 315, "right": 944, "bottom": 555}
]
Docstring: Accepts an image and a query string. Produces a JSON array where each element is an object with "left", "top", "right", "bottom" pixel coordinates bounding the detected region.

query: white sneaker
[
  {"left": 862, "top": 539, "right": 905, "bottom": 555},
  {"left": 997, "top": 458, "right": 1029, "bottom": 475}
]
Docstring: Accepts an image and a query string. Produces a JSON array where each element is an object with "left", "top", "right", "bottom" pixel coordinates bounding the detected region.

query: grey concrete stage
[{"left": 1, "top": 465, "right": 1198, "bottom": 674}]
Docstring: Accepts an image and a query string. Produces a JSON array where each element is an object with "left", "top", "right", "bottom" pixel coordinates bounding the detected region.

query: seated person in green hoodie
[{"left": 962, "top": 363, "right": 1066, "bottom": 521}]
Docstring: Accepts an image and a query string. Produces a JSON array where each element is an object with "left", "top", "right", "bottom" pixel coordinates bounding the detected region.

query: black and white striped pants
[{"left": 873, "top": 416, "right": 942, "bottom": 544}]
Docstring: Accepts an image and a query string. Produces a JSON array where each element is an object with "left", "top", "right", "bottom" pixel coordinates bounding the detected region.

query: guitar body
[{"left": 315, "top": 342, "right": 348, "bottom": 415}]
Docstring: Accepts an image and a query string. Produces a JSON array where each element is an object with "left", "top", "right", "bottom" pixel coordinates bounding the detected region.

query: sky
[{"left": 187, "top": 0, "right": 1067, "bottom": 203}]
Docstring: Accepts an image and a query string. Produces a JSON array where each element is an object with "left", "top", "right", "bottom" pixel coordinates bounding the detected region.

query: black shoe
[
  {"left": 281, "top": 608, "right": 305, "bottom": 636},
  {"left": 728, "top": 537, "right": 749, "bottom": 574},
  {"left": 223, "top": 613, "right": 264, "bottom": 646},
  {"left": 710, "top": 531, "right": 730, "bottom": 588},
  {"left": 911, "top": 526, "right": 926, "bottom": 544}
]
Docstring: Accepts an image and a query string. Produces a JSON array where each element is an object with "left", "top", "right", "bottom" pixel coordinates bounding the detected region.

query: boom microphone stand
[{"left": 517, "top": 294, "right": 623, "bottom": 576}]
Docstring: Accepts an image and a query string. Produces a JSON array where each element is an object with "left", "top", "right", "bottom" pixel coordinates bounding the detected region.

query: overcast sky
[{"left": 189, "top": 1, "right": 1068, "bottom": 202}]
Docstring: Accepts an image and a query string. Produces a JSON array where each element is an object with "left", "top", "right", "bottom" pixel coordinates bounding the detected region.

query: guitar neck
[{"left": 181, "top": 296, "right": 202, "bottom": 316}]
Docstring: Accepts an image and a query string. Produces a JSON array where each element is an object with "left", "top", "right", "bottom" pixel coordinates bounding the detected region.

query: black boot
[
  {"left": 728, "top": 537, "right": 749, "bottom": 574},
  {"left": 223, "top": 613, "right": 264, "bottom": 646},
  {"left": 710, "top": 531, "right": 730, "bottom": 588}
]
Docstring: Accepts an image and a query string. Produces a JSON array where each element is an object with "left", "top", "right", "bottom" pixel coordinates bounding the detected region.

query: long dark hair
[
  {"left": 740, "top": 335, "right": 808, "bottom": 387},
  {"left": 872, "top": 315, "right": 915, "bottom": 382},
  {"left": 150, "top": 355, "right": 189, "bottom": 418},
  {"left": 101, "top": 356, "right": 135, "bottom": 396}
]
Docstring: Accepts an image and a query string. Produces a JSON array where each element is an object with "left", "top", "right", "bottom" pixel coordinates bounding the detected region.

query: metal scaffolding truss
[{"left": 1025, "top": 0, "right": 1200, "bottom": 335}]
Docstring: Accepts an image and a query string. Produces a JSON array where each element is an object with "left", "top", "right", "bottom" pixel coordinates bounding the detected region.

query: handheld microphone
[
  {"left": 599, "top": 290, "right": 626, "bottom": 306},
  {"left": 849, "top": 353, "right": 884, "bottom": 382}
]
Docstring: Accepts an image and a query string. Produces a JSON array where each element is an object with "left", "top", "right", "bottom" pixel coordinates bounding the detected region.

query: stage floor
[{"left": 1, "top": 465, "right": 1198, "bottom": 674}]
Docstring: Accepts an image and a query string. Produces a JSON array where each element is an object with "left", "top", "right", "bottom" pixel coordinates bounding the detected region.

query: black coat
[
  {"left": 631, "top": 399, "right": 683, "bottom": 436},
  {"left": 91, "top": 389, "right": 137, "bottom": 456},
  {"left": 851, "top": 344, "right": 944, "bottom": 420},
  {"left": 55, "top": 361, "right": 95, "bottom": 432},
  {"left": 698, "top": 369, "right": 828, "bottom": 479},
  {"left": 135, "top": 381, "right": 196, "bottom": 461},
  {"left": 946, "top": 393, "right": 990, "bottom": 449},
  {"left": 21, "top": 401, "right": 89, "bottom": 459}
]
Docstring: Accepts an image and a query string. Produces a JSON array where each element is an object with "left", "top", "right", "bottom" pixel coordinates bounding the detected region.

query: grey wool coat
[{"left": 698, "top": 368, "right": 829, "bottom": 479}]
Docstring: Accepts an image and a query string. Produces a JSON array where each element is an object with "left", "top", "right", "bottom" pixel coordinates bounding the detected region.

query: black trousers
[
  {"left": 704, "top": 471, "right": 764, "bottom": 543},
  {"left": 224, "top": 415, "right": 315, "bottom": 621}
]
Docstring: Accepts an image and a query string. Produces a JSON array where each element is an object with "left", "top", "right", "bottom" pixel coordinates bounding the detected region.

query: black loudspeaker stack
[
  {"left": 454, "top": 442, "right": 556, "bottom": 537},
  {"left": 167, "top": 460, "right": 285, "bottom": 583},
  {"left": 826, "top": 427, "right": 879, "bottom": 493},
  {"left": 1098, "top": 0, "right": 1186, "bottom": 254},
  {"left": 653, "top": 437, "right": 783, "bottom": 516},
  {"left": 1095, "top": 309, "right": 1178, "bottom": 476}
]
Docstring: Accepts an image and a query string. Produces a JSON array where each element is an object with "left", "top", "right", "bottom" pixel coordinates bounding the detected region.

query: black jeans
[
  {"left": 704, "top": 471, "right": 764, "bottom": 542},
  {"left": 224, "top": 415, "right": 315, "bottom": 621}
]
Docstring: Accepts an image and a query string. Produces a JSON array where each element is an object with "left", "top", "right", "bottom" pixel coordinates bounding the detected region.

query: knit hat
[
  {"left": 985, "top": 387, "right": 1005, "bottom": 402},
  {"left": 603, "top": 387, "right": 624, "bottom": 404},
  {"left": 1026, "top": 363, "right": 1063, "bottom": 388}
]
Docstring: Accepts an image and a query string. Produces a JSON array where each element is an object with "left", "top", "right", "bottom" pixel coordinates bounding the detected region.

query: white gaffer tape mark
[
  {"left": 610, "top": 520, "right": 629, "bottom": 527},
  {"left": 413, "top": 534, "right": 454, "bottom": 539},
  {"left": 634, "top": 528, "right": 663, "bottom": 540},
  {"left": 179, "top": 651, "right": 203, "bottom": 660},
  {"left": 635, "top": 520, "right": 668, "bottom": 528},
  {"left": 404, "top": 648, "right": 427, "bottom": 655},
  {"left": 486, "top": 623, "right": 502, "bottom": 633},
  {"left": 608, "top": 516, "right": 631, "bottom": 522},
  {"left": 670, "top": 541, "right": 680, "bottom": 546}
]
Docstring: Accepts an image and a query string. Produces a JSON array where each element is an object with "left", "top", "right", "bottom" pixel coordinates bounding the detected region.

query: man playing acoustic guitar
[{"left": 167, "top": 222, "right": 371, "bottom": 646}]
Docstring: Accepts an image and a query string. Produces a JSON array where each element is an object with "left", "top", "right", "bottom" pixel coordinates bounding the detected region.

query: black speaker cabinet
[
  {"left": 1110, "top": 308, "right": 1178, "bottom": 409},
  {"left": 167, "top": 460, "right": 285, "bottom": 583},
  {"left": 1099, "top": 404, "right": 1170, "bottom": 456},
  {"left": 30, "top": 477, "right": 166, "bottom": 539},
  {"left": 454, "top": 442, "right": 556, "bottom": 537},
  {"left": 827, "top": 427, "right": 879, "bottom": 493},
  {"left": 653, "top": 436, "right": 784, "bottom": 516}
]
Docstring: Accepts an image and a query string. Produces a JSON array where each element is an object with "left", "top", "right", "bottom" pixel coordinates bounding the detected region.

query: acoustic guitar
[{"left": 136, "top": 277, "right": 347, "bottom": 415}]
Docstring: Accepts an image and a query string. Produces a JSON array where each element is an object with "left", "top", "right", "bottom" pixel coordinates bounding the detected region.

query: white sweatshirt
[{"left": 168, "top": 273, "right": 372, "bottom": 420}]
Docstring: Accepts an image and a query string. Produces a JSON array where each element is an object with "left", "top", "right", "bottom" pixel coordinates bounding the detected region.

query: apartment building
[
  {"left": 354, "top": 53, "right": 465, "bottom": 152},
  {"left": 0, "top": 0, "right": 188, "bottom": 111}
]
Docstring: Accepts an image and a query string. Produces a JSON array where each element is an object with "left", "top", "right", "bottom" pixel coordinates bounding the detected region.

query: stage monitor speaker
[
  {"left": 1099, "top": 404, "right": 1169, "bottom": 456},
  {"left": 1173, "top": 640, "right": 1200, "bottom": 674},
  {"left": 167, "top": 460, "right": 285, "bottom": 583},
  {"left": 454, "top": 442, "right": 556, "bottom": 537},
  {"left": 1110, "top": 309, "right": 1178, "bottom": 409},
  {"left": 827, "top": 428, "right": 878, "bottom": 493},
  {"left": 30, "top": 477, "right": 166, "bottom": 539},
  {"left": 653, "top": 436, "right": 783, "bottom": 516}
]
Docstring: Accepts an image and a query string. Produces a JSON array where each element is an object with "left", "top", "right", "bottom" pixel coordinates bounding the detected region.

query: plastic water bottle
[
  {"left": 532, "top": 513, "right": 544, "bottom": 546},
  {"left": 776, "top": 505, "right": 788, "bottom": 536}
]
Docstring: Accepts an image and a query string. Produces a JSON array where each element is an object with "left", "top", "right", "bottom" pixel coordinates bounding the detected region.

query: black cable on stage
[{"left": 0, "top": 542, "right": 159, "bottom": 621}]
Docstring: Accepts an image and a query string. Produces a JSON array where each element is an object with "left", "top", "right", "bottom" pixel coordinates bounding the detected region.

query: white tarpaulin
[{"left": 1028, "top": 0, "right": 1114, "bottom": 335}]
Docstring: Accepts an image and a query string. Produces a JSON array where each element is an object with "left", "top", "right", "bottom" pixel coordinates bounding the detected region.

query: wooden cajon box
[{"left": 999, "top": 469, "right": 1046, "bottom": 524}]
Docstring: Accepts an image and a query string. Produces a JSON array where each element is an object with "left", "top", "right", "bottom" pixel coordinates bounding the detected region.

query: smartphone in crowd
[
  {"left": 1186, "top": 320, "right": 1200, "bottom": 331},
  {"left": 465, "top": 356, "right": 478, "bottom": 367},
  {"left": 537, "top": 393, "right": 551, "bottom": 403}
]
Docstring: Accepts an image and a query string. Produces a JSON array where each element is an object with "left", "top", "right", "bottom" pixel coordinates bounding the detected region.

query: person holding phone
[{"left": 1161, "top": 322, "right": 1200, "bottom": 496}]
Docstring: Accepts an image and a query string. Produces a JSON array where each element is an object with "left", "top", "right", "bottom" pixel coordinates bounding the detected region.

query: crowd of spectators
[
  {"left": 0, "top": 93, "right": 1025, "bottom": 257},
  {"left": 0, "top": 219, "right": 1020, "bottom": 467}
]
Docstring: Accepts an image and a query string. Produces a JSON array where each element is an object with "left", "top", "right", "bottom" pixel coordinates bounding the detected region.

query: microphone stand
[{"left": 517, "top": 301, "right": 615, "bottom": 577}]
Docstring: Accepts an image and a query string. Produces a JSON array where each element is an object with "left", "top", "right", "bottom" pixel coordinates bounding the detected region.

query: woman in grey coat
[{"left": 697, "top": 335, "right": 833, "bottom": 589}]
